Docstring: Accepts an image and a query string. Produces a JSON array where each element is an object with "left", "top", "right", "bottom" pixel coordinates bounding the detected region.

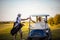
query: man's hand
[
  {"left": 27, "top": 17, "right": 30, "bottom": 19},
  {"left": 21, "top": 23, "right": 25, "bottom": 26}
]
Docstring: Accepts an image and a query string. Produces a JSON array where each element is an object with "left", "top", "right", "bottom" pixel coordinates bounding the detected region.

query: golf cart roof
[{"left": 30, "top": 14, "right": 49, "bottom": 17}]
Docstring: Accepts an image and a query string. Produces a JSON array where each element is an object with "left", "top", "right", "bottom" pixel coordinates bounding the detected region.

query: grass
[
  {"left": 49, "top": 24, "right": 60, "bottom": 40},
  {"left": 0, "top": 22, "right": 60, "bottom": 40},
  {"left": 0, "top": 22, "right": 29, "bottom": 40}
]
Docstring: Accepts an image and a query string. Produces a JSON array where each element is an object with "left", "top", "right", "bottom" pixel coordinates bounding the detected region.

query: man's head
[
  {"left": 38, "top": 17, "right": 41, "bottom": 22},
  {"left": 18, "top": 13, "right": 21, "bottom": 17}
]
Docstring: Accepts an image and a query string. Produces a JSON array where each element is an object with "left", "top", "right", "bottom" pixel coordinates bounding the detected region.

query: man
[{"left": 13, "top": 13, "right": 28, "bottom": 40}]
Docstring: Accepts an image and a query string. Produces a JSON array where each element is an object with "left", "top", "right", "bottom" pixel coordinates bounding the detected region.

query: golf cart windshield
[{"left": 29, "top": 14, "right": 49, "bottom": 30}]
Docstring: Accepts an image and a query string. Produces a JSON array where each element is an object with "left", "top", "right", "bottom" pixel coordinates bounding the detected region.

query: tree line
[{"left": 48, "top": 14, "right": 60, "bottom": 26}]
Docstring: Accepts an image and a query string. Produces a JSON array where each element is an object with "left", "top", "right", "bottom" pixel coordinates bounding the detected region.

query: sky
[{"left": 0, "top": 0, "right": 60, "bottom": 21}]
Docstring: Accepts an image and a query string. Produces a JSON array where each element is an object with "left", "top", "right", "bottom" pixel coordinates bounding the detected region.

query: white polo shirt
[
  {"left": 30, "top": 22, "right": 49, "bottom": 29},
  {"left": 14, "top": 16, "right": 21, "bottom": 27},
  {"left": 16, "top": 16, "right": 21, "bottom": 23}
]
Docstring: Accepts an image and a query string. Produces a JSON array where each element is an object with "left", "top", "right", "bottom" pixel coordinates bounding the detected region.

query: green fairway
[
  {"left": 0, "top": 22, "right": 60, "bottom": 40},
  {"left": 50, "top": 24, "right": 60, "bottom": 40},
  {"left": 0, "top": 22, "right": 29, "bottom": 40}
]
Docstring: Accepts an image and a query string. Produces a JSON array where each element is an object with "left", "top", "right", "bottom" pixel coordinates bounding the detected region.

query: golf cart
[{"left": 27, "top": 14, "right": 52, "bottom": 40}]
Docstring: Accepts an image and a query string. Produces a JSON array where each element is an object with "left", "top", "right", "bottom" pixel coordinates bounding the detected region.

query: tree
[
  {"left": 48, "top": 17, "right": 54, "bottom": 26},
  {"left": 54, "top": 14, "right": 60, "bottom": 24}
]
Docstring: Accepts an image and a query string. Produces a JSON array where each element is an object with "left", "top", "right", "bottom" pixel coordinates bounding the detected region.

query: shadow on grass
[
  {"left": 51, "top": 29, "right": 60, "bottom": 40},
  {"left": 0, "top": 29, "right": 60, "bottom": 40},
  {"left": 0, "top": 33, "right": 13, "bottom": 40},
  {"left": 0, "top": 23, "right": 60, "bottom": 40},
  {"left": 0, "top": 31, "right": 28, "bottom": 40}
]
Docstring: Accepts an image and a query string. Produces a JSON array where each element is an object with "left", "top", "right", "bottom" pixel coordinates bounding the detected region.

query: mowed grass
[
  {"left": 0, "top": 22, "right": 29, "bottom": 40},
  {"left": 0, "top": 22, "right": 60, "bottom": 40},
  {"left": 49, "top": 24, "right": 60, "bottom": 40}
]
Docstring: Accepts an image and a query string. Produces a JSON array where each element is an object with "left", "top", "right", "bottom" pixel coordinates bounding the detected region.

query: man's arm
[
  {"left": 21, "top": 18, "right": 36, "bottom": 23},
  {"left": 30, "top": 19, "right": 36, "bottom": 23},
  {"left": 29, "top": 17, "right": 36, "bottom": 23},
  {"left": 21, "top": 18, "right": 29, "bottom": 21}
]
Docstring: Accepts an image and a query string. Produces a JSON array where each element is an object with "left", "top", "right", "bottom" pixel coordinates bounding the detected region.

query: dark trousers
[{"left": 13, "top": 29, "right": 22, "bottom": 40}]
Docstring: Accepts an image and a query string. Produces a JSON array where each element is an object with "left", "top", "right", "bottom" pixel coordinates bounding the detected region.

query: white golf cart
[{"left": 27, "top": 14, "right": 52, "bottom": 40}]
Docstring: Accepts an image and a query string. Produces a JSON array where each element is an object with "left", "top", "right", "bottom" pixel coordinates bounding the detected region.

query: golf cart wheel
[
  {"left": 46, "top": 36, "right": 52, "bottom": 40},
  {"left": 47, "top": 33, "right": 52, "bottom": 40}
]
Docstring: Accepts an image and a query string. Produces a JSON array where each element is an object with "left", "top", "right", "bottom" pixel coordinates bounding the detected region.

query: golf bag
[{"left": 10, "top": 22, "right": 24, "bottom": 36}]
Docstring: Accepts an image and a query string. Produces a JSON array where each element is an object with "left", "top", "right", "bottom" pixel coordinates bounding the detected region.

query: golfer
[{"left": 13, "top": 13, "right": 28, "bottom": 40}]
